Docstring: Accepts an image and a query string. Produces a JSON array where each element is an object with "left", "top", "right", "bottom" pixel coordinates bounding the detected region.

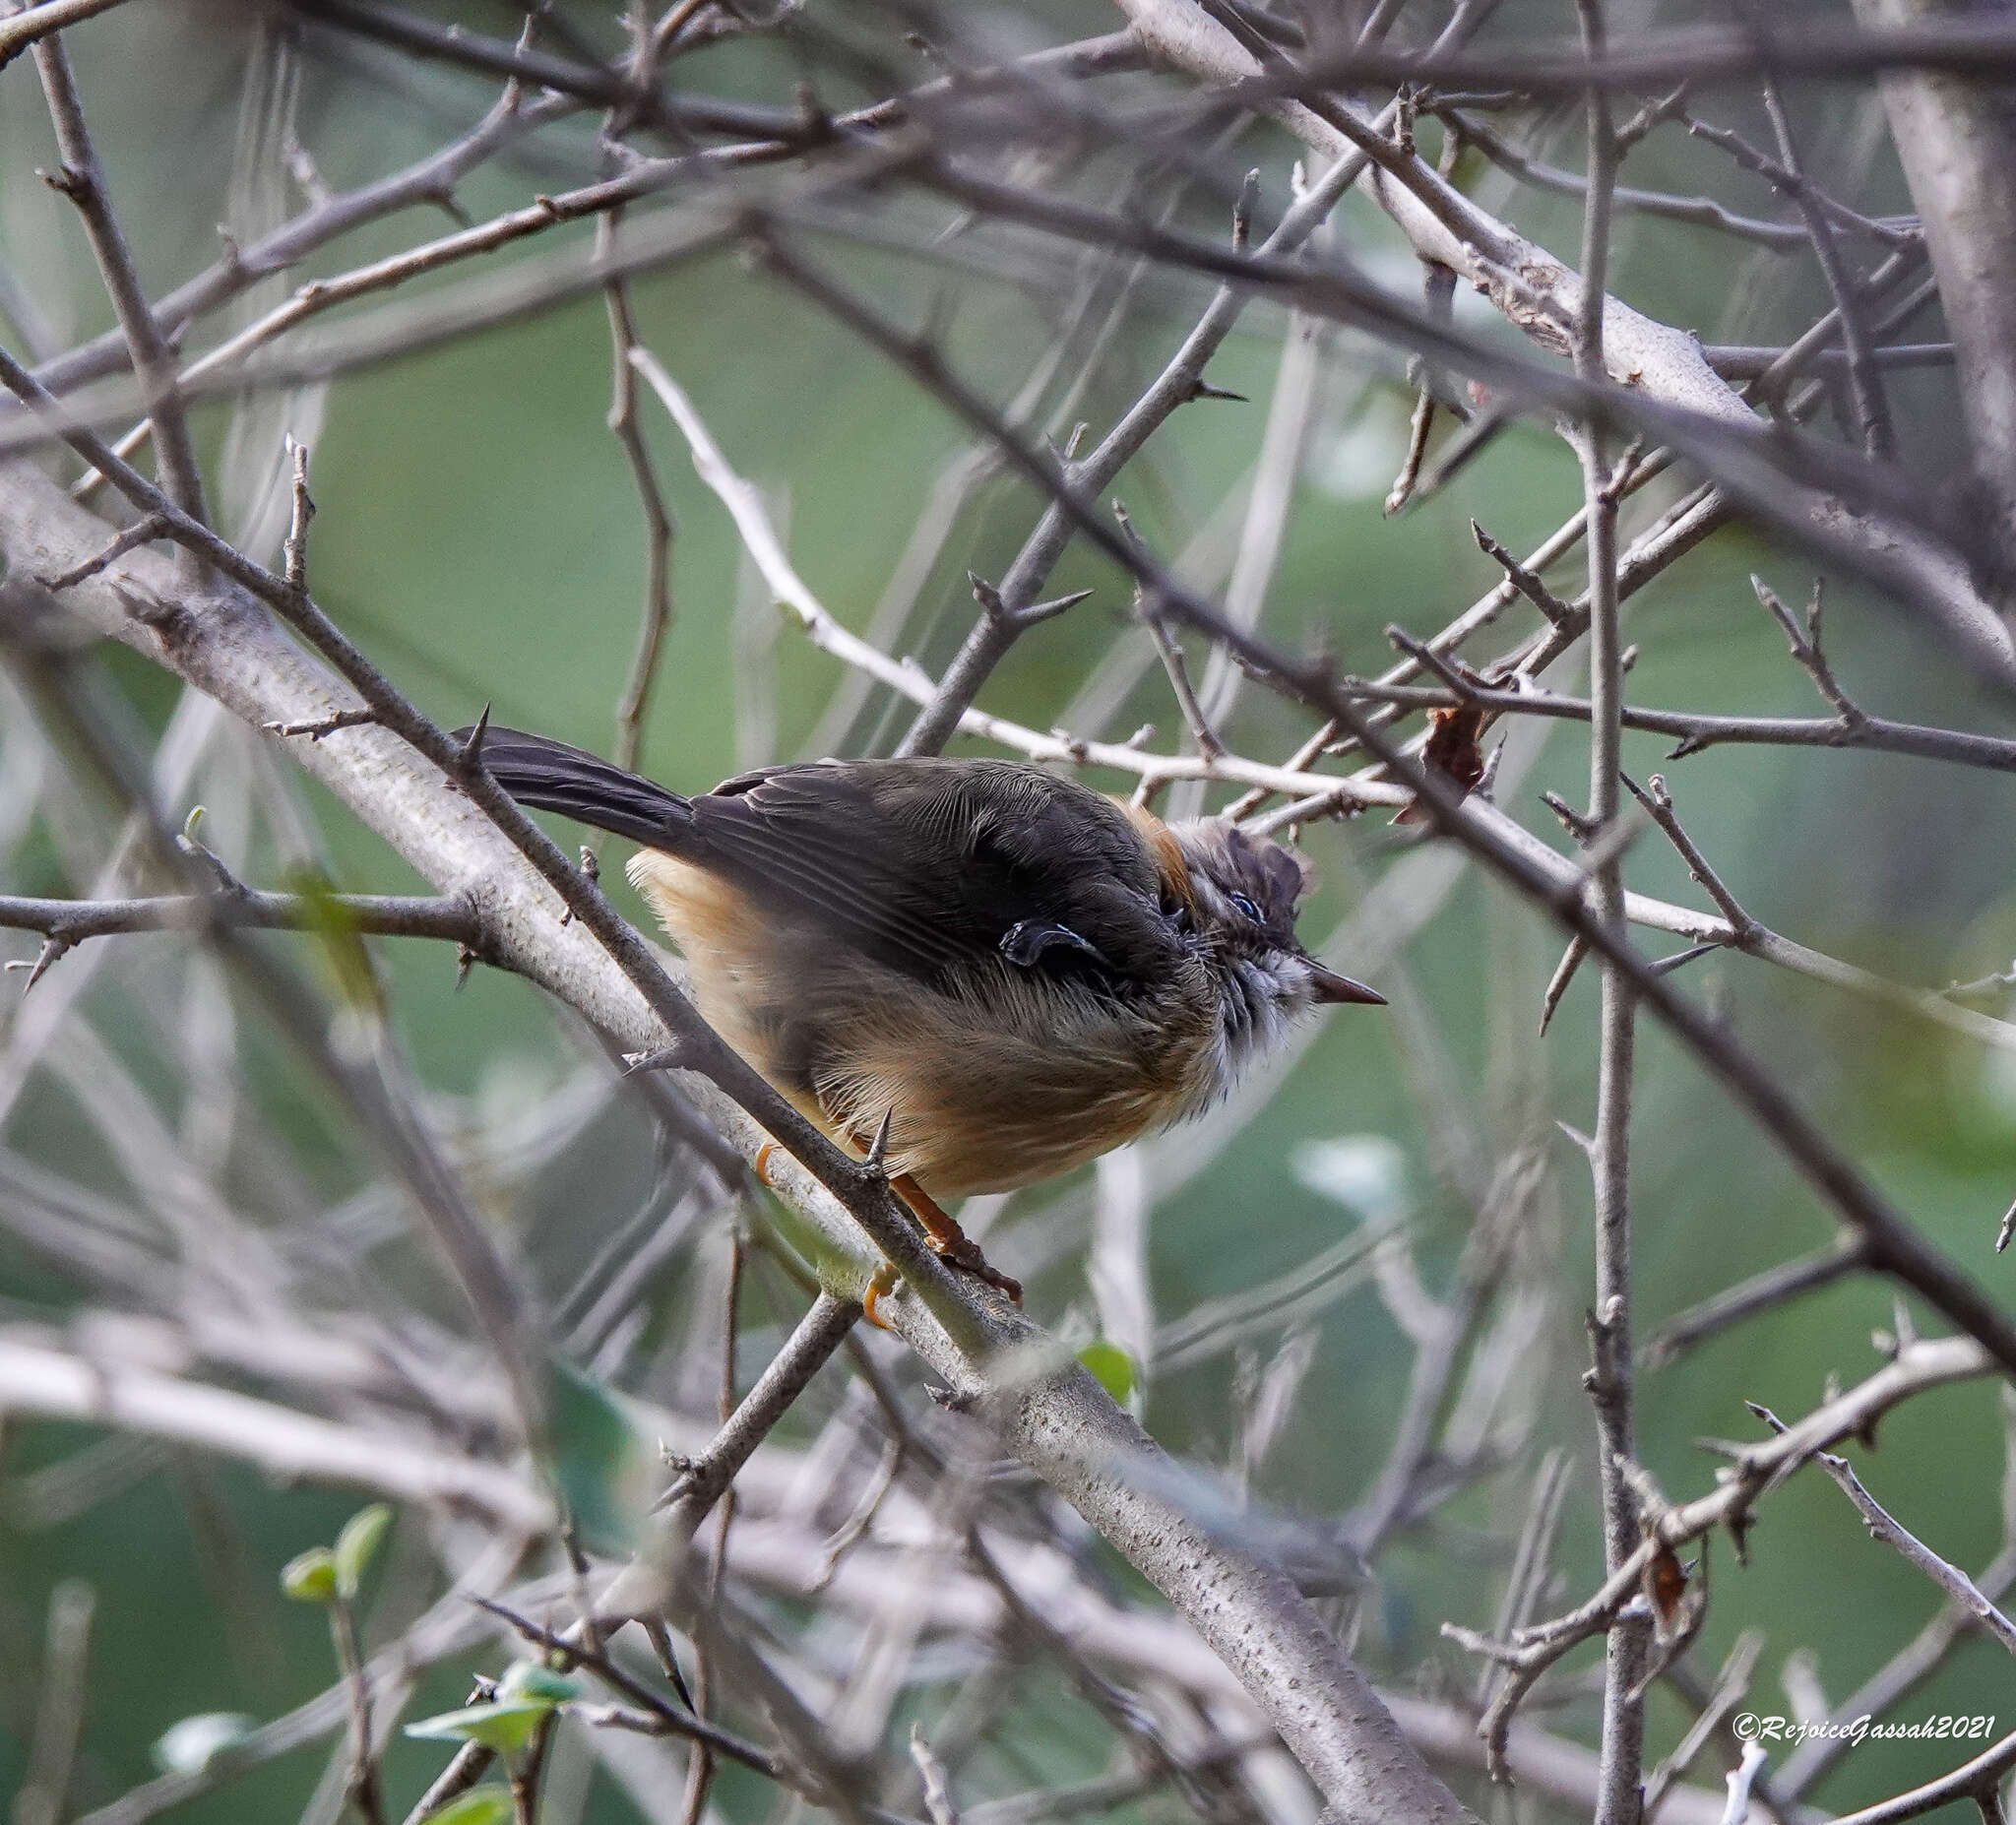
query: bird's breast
[{"left": 626, "top": 841, "right": 1223, "bottom": 1198}]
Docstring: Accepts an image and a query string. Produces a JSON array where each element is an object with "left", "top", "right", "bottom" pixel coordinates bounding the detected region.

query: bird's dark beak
[{"left": 1305, "top": 959, "right": 1386, "bottom": 1005}]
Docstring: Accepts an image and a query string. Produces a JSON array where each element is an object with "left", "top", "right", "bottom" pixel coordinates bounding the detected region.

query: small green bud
[
  {"left": 334, "top": 1502, "right": 394, "bottom": 1600},
  {"left": 280, "top": 1545, "right": 338, "bottom": 1604}
]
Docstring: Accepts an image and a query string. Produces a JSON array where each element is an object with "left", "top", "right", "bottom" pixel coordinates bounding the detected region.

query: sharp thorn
[
  {"left": 967, "top": 571, "right": 1007, "bottom": 619},
  {"left": 459, "top": 704, "right": 492, "bottom": 769},
  {"left": 1019, "top": 587, "right": 1094, "bottom": 627},
  {"left": 861, "top": 1105, "right": 896, "bottom": 1177},
  {"left": 11, "top": 936, "right": 72, "bottom": 994}
]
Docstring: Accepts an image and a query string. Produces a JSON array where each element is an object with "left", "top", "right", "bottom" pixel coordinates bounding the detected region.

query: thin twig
[
  {"left": 510, "top": 1713, "right": 553, "bottom": 1825},
  {"left": 1754, "top": 72, "right": 1896, "bottom": 457},
  {"left": 1568, "top": 1, "right": 1649, "bottom": 1805},
  {"left": 1471, "top": 519, "right": 1576, "bottom": 625},
  {"left": 1540, "top": 934, "right": 1592, "bottom": 1036},
  {"left": 598, "top": 208, "right": 677, "bottom": 777},
  {"left": 34, "top": 511, "right": 167, "bottom": 589},
  {"left": 31, "top": 27, "right": 209, "bottom": 531},
  {"left": 284, "top": 435, "right": 314, "bottom": 597},
  {"left": 329, "top": 1597, "right": 387, "bottom": 1825},
  {"left": 0, "top": 888, "right": 485, "bottom": 953},
  {"left": 1434, "top": 102, "right": 1815, "bottom": 248},
  {"left": 1117, "top": 503, "right": 1225, "bottom": 762},
  {"left": 1620, "top": 773, "right": 1757, "bottom": 942},
  {"left": 622, "top": 342, "right": 1407, "bottom": 812},
  {"left": 1643, "top": 1630, "right": 1763, "bottom": 1817},
  {"left": 1720, "top": 1744, "right": 1768, "bottom": 1825},
  {"left": 1750, "top": 574, "right": 1864, "bottom": 724},
  {"left": 13, "top": 1580, "right": 94, "bottom": 1825},
  {"left": 1779, "top": 1391, "right": 2016, "bottom": 1795},
  {"left": 1800, "top": 1436, "right": 2016, "bottom": 1656},
  {"left": 1682, "top": 106, "right": 1921, "bottom": 250},
  {"left": 644, "top": 1290, "right": 858, "bottom": 1529},
  {"left": 1326, "top": 672, "right": 2015, "bottom": 773},
  {"left": 1641, "top": 1235, "right": 1869, "bottom": 1364},
  {"left": 0, "top": 0, "right": 133, "bottom": 68},
  {"left": 266, "top": 708, "right": 377, "bottom": 739},
  {"left": 1822, "top": 1729, "right": 2016, "bottom": 1825},
  {"left": 910, "top": 1726, "right": 963, "bottom": 1825}
]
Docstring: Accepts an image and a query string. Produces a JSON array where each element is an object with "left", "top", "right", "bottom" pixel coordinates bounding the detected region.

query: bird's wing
[
  {"left": 679, "top": 759, "right": 1171, "bottom": 987},
  {"left": 682, "top": 763, "right": 975, "bottom": 975}
]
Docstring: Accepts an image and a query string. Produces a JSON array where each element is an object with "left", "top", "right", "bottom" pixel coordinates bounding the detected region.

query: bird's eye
[{"left": 1228, "top": 892, "right": 1262, "bottom": 923}]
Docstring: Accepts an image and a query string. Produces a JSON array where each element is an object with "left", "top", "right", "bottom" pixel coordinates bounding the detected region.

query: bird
[{"left": 466, "top": 727, "right": 1385, "bottom": 1305}]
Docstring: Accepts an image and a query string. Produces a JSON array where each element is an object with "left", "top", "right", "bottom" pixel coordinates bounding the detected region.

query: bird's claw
[
  {"left": 929, "top": 1231, "right": 1023, "bottom": 1304},
  {"left": 862, "top": 1260, "right": 901, "bottom": 1331},
  {"left": 892, "top": 1172, "right": 1022, "bottom": 1305}
]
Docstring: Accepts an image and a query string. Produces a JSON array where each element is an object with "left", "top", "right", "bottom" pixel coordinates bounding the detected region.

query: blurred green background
[{"left": 4, "top": 2, "right": 2016, "bottom": 1819}]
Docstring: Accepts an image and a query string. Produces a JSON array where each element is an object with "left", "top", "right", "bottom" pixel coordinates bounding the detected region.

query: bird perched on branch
[{"left": 467, "top": 728, "right": 1384, "bottom": 1305}]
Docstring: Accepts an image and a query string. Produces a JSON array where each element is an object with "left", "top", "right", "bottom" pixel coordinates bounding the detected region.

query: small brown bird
[{"left": 472, "top": 729, "right": 1384, "bottom": 1301}]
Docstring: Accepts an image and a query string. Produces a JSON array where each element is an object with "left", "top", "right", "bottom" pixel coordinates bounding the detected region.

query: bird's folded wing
[
  {"left": 682, "top": 760, "right": 1167, "bottom": 989},
  {"left": 684, "top": 763, "right": 991, "bottom": 979}
]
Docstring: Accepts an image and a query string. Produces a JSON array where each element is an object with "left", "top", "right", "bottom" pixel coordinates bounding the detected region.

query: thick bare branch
[
  {"left": 0, "top": 1334, "right": 551, "bottom": 1527},
  {"left": 1854, "top": 0, "right": 2016, "bottom": 586}
]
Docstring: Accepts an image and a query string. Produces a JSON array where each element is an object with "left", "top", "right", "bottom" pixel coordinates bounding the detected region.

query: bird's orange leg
[
  {"left": 752, "top": 1143, "right": 1021, "bottom": 1313},
  {"left": 891, "top": 1173, "right": 1023, "bottom": 1305}
]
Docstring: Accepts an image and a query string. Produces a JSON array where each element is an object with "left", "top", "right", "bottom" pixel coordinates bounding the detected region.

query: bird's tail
[{"left": 458, "top": 725, "right": 691, "bottom": 850}]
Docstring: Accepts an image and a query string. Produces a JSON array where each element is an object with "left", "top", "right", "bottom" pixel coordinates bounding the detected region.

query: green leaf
[
  {"left": 334, "top": 1503, "right": 395, "bottom": 1600},
  {"left": 280, "top": 1545, "right": 338, "bottom": 1604},
  {"left": 496, "top": 1661, "right": 581, "bottom": 1704},
  {"left": 284, "top": 864, "right": 382, "bottom": 1015},
  {"left": 545, "top": 1356, "right": 655, "bottom": 1553},
  {"left": 1076, "top": 1341, "right": 1137, "bottom": 1406},
  {"left": 405, "top": 1701, "right": 553, "bottom": 1755},
  {"left": 153, "top": 1713, "right": 255, "bottom": 1775},
  {"left": 421, "top": 1789, "right": 515, "bottom": 1825}
]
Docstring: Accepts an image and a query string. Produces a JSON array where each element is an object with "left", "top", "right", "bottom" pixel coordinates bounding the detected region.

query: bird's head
[{"left": 1163, "top": 818, "right": 1384, "bottom": 1088}]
